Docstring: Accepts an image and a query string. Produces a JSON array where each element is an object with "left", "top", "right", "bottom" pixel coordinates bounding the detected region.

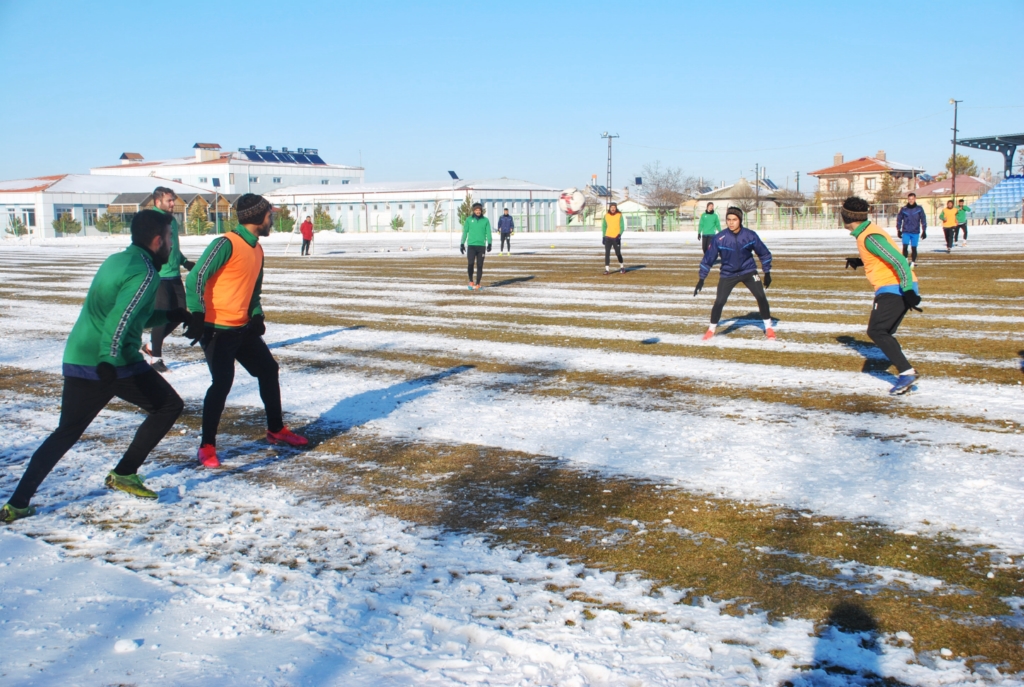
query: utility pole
[
  {"left": 794, "top": 171, "right": 800, "bottom": 194},
  {"left": 949, "top": 99, "right": 962, "bottom": 204},
  {"left": 753, "top": 163, "right": 761, "bottom": 231},
  {"left": 601, "top": 132, "right": 619, "bottom": 211}
]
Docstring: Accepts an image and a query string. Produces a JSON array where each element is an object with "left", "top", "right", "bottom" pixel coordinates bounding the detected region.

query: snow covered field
[{"left": 1, "top": 229, "right": 1022, "bottom": 685}]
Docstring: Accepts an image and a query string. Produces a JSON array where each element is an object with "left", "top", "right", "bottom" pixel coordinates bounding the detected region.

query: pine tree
[
  {"left": 185, "top": 200, "right": 213, "bottom": 236},
  {"left": 95, "top": 212, "right": 124, "bottom": 234},
  {"left": 313, "top": 203, "right": 335, "bottom": 232},
  {"left": 273, "top": 204, "right": 296, "bottom": 233},
  {"left": 423, "top": 201, "right": 446, "bottom": 231},
  {"left": 945, "top": 153, "right": 978, "bottom": 177},
  {"left": 52, "top": 212, "right": 82, "bottom": 236},
  {"left": 389, "top": 215, "right": 405, "bottom": 231},
  {"left": 6, "top": 216, "right": 28, "bottom": 236},
  {"left": 457, "top": 193, "right": 475, "bottom": 226}
]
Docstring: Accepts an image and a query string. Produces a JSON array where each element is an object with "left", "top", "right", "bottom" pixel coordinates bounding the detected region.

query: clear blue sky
[{"left": 1, "top": 0, "right": 1021, "bottom": 191}]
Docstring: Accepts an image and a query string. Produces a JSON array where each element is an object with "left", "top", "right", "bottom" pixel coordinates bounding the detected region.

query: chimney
[
  {"left": 833, "top": 153, "right": 844, "bottom": 166},
  {"left": 876, "top": 150, "right": 886, "bottom": 161},
  {"left": 193, "top": 143, "right": 222, "bottom": 162}
]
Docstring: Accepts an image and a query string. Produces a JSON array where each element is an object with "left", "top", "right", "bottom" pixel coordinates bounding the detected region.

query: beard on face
[
  {"left": 257, "top": 212, "right": 273, "bottom": 237},
  {"left": 151, "top": 238, "right": 171, "bottom": 268}
]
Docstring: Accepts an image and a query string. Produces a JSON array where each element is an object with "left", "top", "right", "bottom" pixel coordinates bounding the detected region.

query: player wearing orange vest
[
  {"left": 841, "top": 197, "right": 922, "bottom": 395},
  {"left": 938, "top": 199, "right": 959, "bottom": 253},
  {"left": 185, "top": 194, "right": 307, "bottom": 467},
  {"left": 602, "top": 202, "right": 625, "bottom": 274}
]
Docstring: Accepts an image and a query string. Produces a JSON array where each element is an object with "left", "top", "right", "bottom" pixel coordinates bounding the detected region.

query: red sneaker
[
  {"left": 267, "top": 427, "right": 308, "bottom": 447},
  {"left": 702, "top": 329, "right": 715, "bottom": 341},
  {"left": 766, "top": 327, "right": 777, "bottom": 341},
  {"left": 197, "top": 444, "right": 220, "bottom": 468}
]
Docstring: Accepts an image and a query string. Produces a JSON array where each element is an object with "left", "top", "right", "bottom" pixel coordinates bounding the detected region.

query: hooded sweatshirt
[{"left": 698, "top": 226, "right": 772, "bottom": 280}]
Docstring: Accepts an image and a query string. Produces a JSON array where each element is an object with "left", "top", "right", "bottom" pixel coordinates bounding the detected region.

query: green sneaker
[
  {"left": 104, "top": 472, "right": 158, "bottom": 500},
  {"left": 1, "top": 502, "right": 36, "bottom": 524}
]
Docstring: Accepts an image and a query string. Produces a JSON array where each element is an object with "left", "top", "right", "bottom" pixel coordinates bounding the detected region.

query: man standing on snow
[
  {"left": 497, "top": 208, "right": 514, "bottom": 255},
  {"left": 841, "top": 196, "right": 921, "bottom": 395},
  {"left": 694, "top": 206, "right": 775, "bottom": 340},
  {"left": 148, "top": 187, "right": 195, "bottom": 372},
  {"left": 300, "top": 215, "right": 314, "bottom": 256},
  {"left": 184, "top": 194, "right": 308, "bottom": 469},
  {"left": 955, "top": 198, "right": 971, "bottom": 247},
  {"left": 460, "top": 202, "right": 491, "bottom": 290},
  {"left": 2, "top": 210, "right": 187, "bottom": 523},
  {"left": 602, "top": 202, "right": 625, "bottom": 274},
  {"left": 895, "top": 192, "right": 927, "bottom": 266},
  {"left": 697, "top": 201, "right": 721, "bottom": 253}
]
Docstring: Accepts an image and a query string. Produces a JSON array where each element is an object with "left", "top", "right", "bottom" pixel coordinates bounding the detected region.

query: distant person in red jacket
[{"left": 300, "top": 216, "right": 314, "bottom": 256}]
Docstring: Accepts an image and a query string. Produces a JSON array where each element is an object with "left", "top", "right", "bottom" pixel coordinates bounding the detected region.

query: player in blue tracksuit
[
  {"left": 694, "top": 207, "right": 775, "bottom": 340},
  {"left": 895, "top": 193, "right": 927, "bottom": 265},
  {"left": 497, "top": 208, "right": 514, "bottom": 254}
]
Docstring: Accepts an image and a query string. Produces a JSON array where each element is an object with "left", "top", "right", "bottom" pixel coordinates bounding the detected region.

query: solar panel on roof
[
  {"left": 292, "top": 154, "right": 311, "bottom": 164},
  {"left": 258, "top": 152, "right": 279, "bottom": 163},
  {"left": 243, "top": 151, "right": 262, "bottom": 162},
  {"left": 763, "top": 179, "right": 779, "bottom": 190},
  {"left": 277, "top": 153, "right": 296, "bottom": 163},
  {"left": 306, "top": 154, "right": 326, "bottom": 165}
]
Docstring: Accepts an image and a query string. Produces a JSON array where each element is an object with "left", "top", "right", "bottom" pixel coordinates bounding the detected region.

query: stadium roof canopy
[{"left": 955, "top": 133, "right": 1024, "bottom": 176}]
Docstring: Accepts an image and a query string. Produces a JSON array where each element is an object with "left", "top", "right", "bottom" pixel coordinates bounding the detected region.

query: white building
[
  {"left": 266, "top": 178, "right": 564, "bottom": 233},
  {"left": 0, "top": 175, "right": 206, "bottom": 238},
  {"left": 90, "top": 143, "right": 364, "bottom": 195}
]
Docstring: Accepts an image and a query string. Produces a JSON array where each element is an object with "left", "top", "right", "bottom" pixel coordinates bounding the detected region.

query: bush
[
  {"left": 6, "top": 216, "right": 28, "bottom": 237},
  {"left": 95, "top": 212, "right": 124, "bottom": 234},
  {"left": 313, "top": 203, "right": 336, "bottom": 232},
  {"left": 273, "top": 205, "right": 296, "bottom": 233},
  {"left": 52, "top": 212, "right": 82, "bottom": 236}
]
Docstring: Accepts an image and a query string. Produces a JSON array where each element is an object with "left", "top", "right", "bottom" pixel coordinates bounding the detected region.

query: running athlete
[
  {"left": 697, "top": 202, "right": 721, "bottom": 253},
  {"left": 602, "top": 202, "right": 625, "bottom": 274},
  {"left": 184, "top": 194, "right": 308, "bottom": 469},
  {"left": 148, "top": 187, "right": 195, "bottom": 372},
  {"left": 497, "top": 208, "right": 514, "bottom": 255},
  {"left": 2, "top": 210, "right": 186, "bottom": 523},
  {"left": 956, "top": 198, "right": 970, "bottom": 246},
  {"left": 841, "top": 196, "right": 921, "bottom": 395},
  {"left": 694, "top": 207, "right": 774, "bottom": 340},
  {"left": 895, "top": 193, "right": 927, "bottom": 266},
  {"left": 939, "top": 199, "right": 958, "bottom": 253},
  {"left": 460, "top": 202, "right": 492, "bottom": 290}
]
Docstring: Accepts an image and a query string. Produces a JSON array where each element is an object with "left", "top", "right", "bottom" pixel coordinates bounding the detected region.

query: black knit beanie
[
  {"left": 236, "top": 193, "right": 271, "bottom": 224},
  {"left": 841, "top": 197, "right": 869, "bottom": 224},
  {"left": 726, "top": 206, "right": 743, "bottom": 222}
]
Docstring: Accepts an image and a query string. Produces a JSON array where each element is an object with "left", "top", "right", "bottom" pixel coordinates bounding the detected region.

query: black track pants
[
  {"left": 466, "top": 245, "right": 486, "bottom": 284},
  {"left": 8, "top": 370, "right": 183, "bottom": 508},
  {"left": 701, "top": 235, "right": 714, "bottom": 253},
  {"left": 866, "top": 293, "right": 912, "bottom": 374},
  {"left": 500, "top": 234, "right": 511, "bottom": 252},
  {"left": 301, "top": 239, "right": 311, "bottom": 256},
  {"left": 200, "top": 325, "right": 283, "bottom": 447},
  {"left": 958, "top": 223, "right": 968, "bottom": 241},
  {"left": 709, "top": 273, "right": 771, "bottom": 324},
  {"left": 902, "top": 243, "right": 918, "bottom": 263},
  {"left": 943, "top": 226, "right": 956, "bottom": 250},
  {"left": 604, "top": 237, "right": 622, "bottom": 266},
  {"left": 150, "top": 278, "right": 186, "bottom": 358}
]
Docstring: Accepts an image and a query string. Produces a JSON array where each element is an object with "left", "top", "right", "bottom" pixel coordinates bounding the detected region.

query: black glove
[
  {"left": 250, "top": 314, "right": 266, "bottom": 336},
  {"left": 896, "top": 231, "right": 902, "bottom": 239},
  {"left": 693, "top": 278, "right": 705, "bottom": 297},
  {"left": 96, "top": 362, "right": 117, "bottom": 386},
  {"left": 487, "top": 244, "right": 492, "bottom": 253},
  {"left": 165, "top": 307, "right": 189, "bottom": 326},
  {"left": 460, "top": 244, "right": 466, "bottom": 254},
  {"left": 763, "top": 273, "right": 772, "bottom": 289},
  {"left": 901, "top": 289, "right": 922, "bottom": 312},
  {"left": 185, "top": 311, "right": 207, "bottom": 344},
  {"left": 182, "top": 259, "right": 196, "bottom": 271},
  {"left": 845, "top": 257, "right": 864, "bottom": 270},
  {"left": 921, "top": 231, "right": 927, "bottom": 240}
]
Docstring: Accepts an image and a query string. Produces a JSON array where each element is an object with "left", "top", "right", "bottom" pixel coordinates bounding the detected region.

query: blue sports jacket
[
  {"left": 699, "top": 226, "right": 772, "bottom": 280},
  {"left": 497, "top": 215, "right": 514, "bottom": 233},
  {"left": 896, "top": 204, "right": 927, "bottom": 234}
]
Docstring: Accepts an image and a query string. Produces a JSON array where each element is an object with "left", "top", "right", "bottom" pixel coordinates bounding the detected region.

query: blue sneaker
[{"left": 889, "top": 374, "right": 918, "bottom": 395}]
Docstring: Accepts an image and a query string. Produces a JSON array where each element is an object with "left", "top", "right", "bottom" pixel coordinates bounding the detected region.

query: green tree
[
  {"left": 389, "top": 214, "right": 405, "bottom": 231},
  {"left": 6, "top": 216, "right": 28, "bottom": 237},
  {"left": 52, "top": 212, "right": 82, "bottom": 236},
  {"left": 945, "top": 153, "right": 978, "bottom": 177},
  {"left": 313, "top": 203, "right": 336, "bottom": 232},
  {"left": 274, "top": 204, "right": 296, "bottom": 233},
  {"left": 95, "top": 212, "right": 124, "bottom": 234},
  {"left": 457, "top": 192, "right": 476, "bottom": 226},
  {"left": 423, "top": 200, "right": 446, "bottom": 231},
  {"left": 185, "top": 201, "right": 213, "bottom": 236}
]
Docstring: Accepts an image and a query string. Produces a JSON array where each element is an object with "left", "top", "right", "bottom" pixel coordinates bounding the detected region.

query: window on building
[
  {"left": 865, "top": 178, "right": 877, "bottom": 190},
  {"left": 828, "top": 179, "right": 839, "bottom": 191},
  {"left": 84, "top": 208, "right": 97, "bottom": 226},
  {"left": 198, "top": 177, "right": 208, "bottom": 183},
  {"left": 228, "top": 173, "right": 235, "bottom": 184},
  {"left": 55, "top": 207, "right": 72, "bottom": 219},
  {"left": 321, "top": 179, "right": 330, "bottom": 185},
  {"left": 249, "top": 176, "right": 259, "bottom": 183},
  {"left": 342, "top": 180, "right": 349, "bottom": 185},
  {"left": 23, "top": 209, "right": 36, "bottom": 227},
  {"left": 398, "top": 204, "right": 403, "bottom": 210},
  {"left": 373, "top": 205, "right": 378, "bottom": 210},
  {"left": 272, "top": 177, "right": 281, "bottom": 183}
]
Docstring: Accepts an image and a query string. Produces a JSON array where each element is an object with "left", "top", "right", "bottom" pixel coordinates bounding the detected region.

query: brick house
[{"left": 809, "top": 151, "right": 923, "bottom": 201}]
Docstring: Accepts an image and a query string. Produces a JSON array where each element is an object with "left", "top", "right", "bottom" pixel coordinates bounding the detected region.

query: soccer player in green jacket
[
  {"left": 460, "top": 202, "right": 492, "bottom": 290},
  {"left": 956, "top": 198, "right": 971, "bottom": 246},
  {"left": 697, "top": 202, "right": 721, "bottom": 253},
  {"left": 2, "top": 210, "right": 187, "bottom": 523},
  {"left": 148, "top": 187, "right": 194, "bottom": 372}
]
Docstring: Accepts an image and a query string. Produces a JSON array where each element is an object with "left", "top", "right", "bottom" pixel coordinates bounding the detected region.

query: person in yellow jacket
[
  {"left": 601, "top": 202, "right": 625, "bottom": 275},
  {"left": 938, "top": 199, "right": 959, "bottom": 253},
  {"left": 841, "top": 197, "right": 921, "bottom": 395}
]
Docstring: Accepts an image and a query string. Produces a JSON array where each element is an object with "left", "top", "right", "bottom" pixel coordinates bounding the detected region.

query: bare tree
[
  {"left": 731, "top": 183, "right": 759, "bottom": 213},
  {"left": 872, "top": 173, "right": 905, "bottom": 218},
  {"left": 639, "top": 161, "right": 697, "bottom": 229},
  {"left": 821, "top": 179, "right": 852, "bottom": 226}
]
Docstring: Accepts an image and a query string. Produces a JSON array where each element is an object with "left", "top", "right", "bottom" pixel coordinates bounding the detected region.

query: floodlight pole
[
  {"left": 950, "top": 99, "right": 962, "bottom": 203},
  {"left": 601, "top": 132, "right": 619, "bottom": 211}
]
